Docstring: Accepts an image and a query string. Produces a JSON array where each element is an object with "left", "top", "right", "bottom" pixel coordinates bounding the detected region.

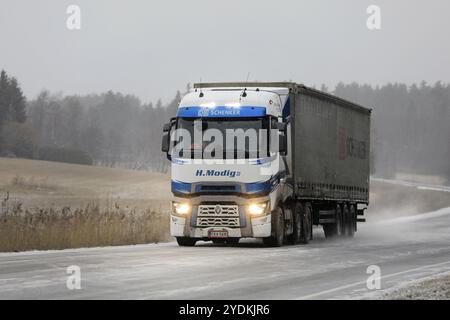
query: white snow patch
[{"left": 370, "top": 206, "right": 450, "bottom": 225}]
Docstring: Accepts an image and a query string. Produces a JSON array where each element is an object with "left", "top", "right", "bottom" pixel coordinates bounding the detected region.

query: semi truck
[{"left": 162, "top": 82, "right": 371, "bottom": 246}]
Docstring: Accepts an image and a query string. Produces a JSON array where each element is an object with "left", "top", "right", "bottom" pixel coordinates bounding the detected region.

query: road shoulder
[{"left": 380, "top": 271, "right": 450, "bottom": 300}]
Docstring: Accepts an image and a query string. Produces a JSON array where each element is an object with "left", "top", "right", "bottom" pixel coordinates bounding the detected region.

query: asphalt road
[{"left": 1, "top": 206, "right": 450, "bottom": 299}]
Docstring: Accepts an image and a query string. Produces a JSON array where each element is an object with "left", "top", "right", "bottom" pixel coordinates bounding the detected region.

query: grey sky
[{"left": 1, "top": 0, "right": 449, "bottom": 104}]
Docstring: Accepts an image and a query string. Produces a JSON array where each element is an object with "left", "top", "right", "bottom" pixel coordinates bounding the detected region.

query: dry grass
[
  {"left": 0, "top": 198, "right": 170, "bottom": 252},
  {"left": 9, "top": 174, "right": 59, "bottom": 192},
  {"left": 0, "top": 157, "right": 171, "bottom": 204},
  {"left": 0, "top": 157, "right": 172, "bottom": 252}
]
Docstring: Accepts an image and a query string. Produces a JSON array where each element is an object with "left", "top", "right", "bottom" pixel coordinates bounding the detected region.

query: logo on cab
[{"left": 195, "top": 169, "right": 241, "bottom": 178}]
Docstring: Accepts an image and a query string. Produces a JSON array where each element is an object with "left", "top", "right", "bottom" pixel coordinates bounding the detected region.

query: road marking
[{"left": 293, "top": 260, "right": 450, "bottom": 300}]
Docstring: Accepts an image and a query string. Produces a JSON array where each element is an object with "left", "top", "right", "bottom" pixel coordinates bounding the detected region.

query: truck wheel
[
  {"left": 289, "top": 202, "right": 303, "bottom": 244},
  {"left": 299, "top": 204, "right": 312, "bottom": 244},
  {"left": 176, "top": 237, "right": 197, "bottom": 246},
  {"left": 347, "top": 204, "right": 356, "bottom": 238},
  {"left": 212, "top": 239, "right": 226, "bottom": 244},
  {"left": 263, "top": 207, "right": 285, "bottom": 247}
]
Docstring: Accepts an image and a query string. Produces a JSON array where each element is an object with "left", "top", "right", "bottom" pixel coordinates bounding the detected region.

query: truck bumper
[
  {"left": 170, "top": 194, "right": 275, "bottom": 240},
  {"left": 170, "top": 213, "right": 271, "bottom": 239},
  {"left": 250, "top": 214, "right": 272, "bottom": 237},
  {"left": 170, "top": 215, "right": 186, "bottom": 237}
]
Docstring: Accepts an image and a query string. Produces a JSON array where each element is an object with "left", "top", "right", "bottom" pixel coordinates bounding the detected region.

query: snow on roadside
[
  {"left": 371, "top": 177, "right": 450, "bottom": 193},
  {"left": 379, "top": 271, "right": 450, "bottom": 300},
  {"left": 369, "top": 206, "right": 450, "bottom": 225}
]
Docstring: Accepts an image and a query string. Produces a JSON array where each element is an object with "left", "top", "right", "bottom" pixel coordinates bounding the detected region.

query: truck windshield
[{"left": 174, "top": 117, "right": 270, "bottom": 159}]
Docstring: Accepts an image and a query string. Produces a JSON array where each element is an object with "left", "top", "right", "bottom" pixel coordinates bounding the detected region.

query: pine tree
[
  {"left": 0, "top": 70, "right": 9, "bottom": 126},
  {"left": 8, "top": 77, "right": 27, "bottom": 123},
  {"left": 0, "top": 70, "right": 27, "bottom": 124}
]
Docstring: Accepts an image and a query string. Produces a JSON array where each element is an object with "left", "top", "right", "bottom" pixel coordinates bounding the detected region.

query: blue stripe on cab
[
  {"left": 171, "top": 180, "right": 192, "bottom": 194},
  {"left": 171, "top": 178, "right": 278, "bottom": 195},
  {"left": 244, "top": 179, "right": 274, "bottom": 194},
  {"left": 177, "top": 106, "right": 266, "bottom": 118}
]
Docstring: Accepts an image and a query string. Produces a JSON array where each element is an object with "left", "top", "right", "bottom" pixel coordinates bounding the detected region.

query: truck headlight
[
  {"left": 247, "top": 201, "right": 269, "bottom": 216},
  {"left": 172, "top": 202, "right": 191, "bottom": 216}
]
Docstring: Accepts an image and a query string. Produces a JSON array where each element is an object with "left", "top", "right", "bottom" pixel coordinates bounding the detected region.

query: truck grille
[{"left": 197, "top": 204, "right": 240, "bottom": 227}]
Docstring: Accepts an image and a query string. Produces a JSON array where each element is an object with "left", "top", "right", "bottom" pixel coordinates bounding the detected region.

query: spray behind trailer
[{"left": 161, "top": 82, "right": 371, "bottom": 246}]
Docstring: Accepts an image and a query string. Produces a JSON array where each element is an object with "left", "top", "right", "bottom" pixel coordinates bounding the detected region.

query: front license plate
[{"left": 208, "top": 230, "right": 228, "bottom": 238}]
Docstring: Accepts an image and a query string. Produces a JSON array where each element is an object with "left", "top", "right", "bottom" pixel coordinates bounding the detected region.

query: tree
[
  {"left": 0, "top": 122, "right": 36, "bottom": 158},
  {"left": 0, "top": 70, "right": 9, "bottom": 126},
  {"left": 8, "top": 77, "right": 27, "bottom": 123},
  {"left": 0, "top": 70, "right": 27, "bottom": 124},
  {"left": 0, "top": 70, "right": 29, "bottom": 155}
]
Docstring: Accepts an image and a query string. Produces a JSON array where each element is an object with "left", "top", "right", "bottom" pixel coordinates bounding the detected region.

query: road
[{"left": 1, "top": 205, "right": 450, "bottom": 300}]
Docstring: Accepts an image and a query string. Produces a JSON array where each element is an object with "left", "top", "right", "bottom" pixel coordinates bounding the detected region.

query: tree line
[
  {"left": 0, "top": 69, "right": 449, "bottom": 182},
  {"left": 332, "top": 81, "right": 450, "bottom": 182},
  {"left": 0, "top": 70, "right": 30, "bottom": 158},
  {"left": 25, "top": 88, "right": 182, "bottom": 171}
]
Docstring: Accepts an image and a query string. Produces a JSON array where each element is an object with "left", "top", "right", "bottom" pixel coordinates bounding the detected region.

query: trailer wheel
[
  {"left": 323, "top": 204, "right": 343, "bottom": 238},
  {"left": 347, "top": 204, "right": 356, "bottom": 238},
  {"left": 299, "top": 204, "right": 312, "bottom": 244},
  {"left": 263, "top": 207, "right": 285, "bottom": 247},
  {"left": 336, "top": 204, "right": 343, "bottom": 236},
  {"left": 176, "top": 237, "right": 197, "bottom": 246},
  {"left": 342, "top": 204, "right": 351, "bottom": 237}
]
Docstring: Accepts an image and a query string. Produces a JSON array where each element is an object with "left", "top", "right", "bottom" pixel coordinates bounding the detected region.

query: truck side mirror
[
  {"left": 162, "top": 122, "right": 172, "bottom": 153},
  {"left": 276, "top": 122, "right": 287, "bottom": 132},
  {"left": 161, "top": 132, "right": 170, "bottom": 153},
  {"left": 163, "top": 122, "right": 171, "bottom": 132}
]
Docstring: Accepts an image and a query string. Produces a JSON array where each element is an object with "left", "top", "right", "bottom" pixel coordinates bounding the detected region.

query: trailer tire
[
  {"left": 347, "top": 204, "right": 356, "bottom": 238},
  {"left": 176, "top": 237, "right": 197, "bottom": 247},
  {"left": 263, "top": 207, "right": 285, "bottom": 247},
  {"left": 336, "top": 204, "right": 344, "bottom": 236},
  {"left": 343, "top": 203, "right": 351, "bottom": 237},
  {"left": 323, "top": 204, "right": 343, "bottom": 238}
]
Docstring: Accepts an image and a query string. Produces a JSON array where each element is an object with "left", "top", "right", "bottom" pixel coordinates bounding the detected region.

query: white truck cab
[{"left": 162, "top": 84, "right": 290, "bottom": 246}]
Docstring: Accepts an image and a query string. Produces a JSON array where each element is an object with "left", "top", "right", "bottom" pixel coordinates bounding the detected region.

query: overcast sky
[{"left": 1, "top": 0, "right": 449, "bottom": 104}]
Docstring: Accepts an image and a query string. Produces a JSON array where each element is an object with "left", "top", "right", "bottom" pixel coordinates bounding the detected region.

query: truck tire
[
  {"left": 299, "top": 204, "right": 312, "bottom": 244},
  {"left": 263, "top": 207, "right": 285, "bottom": 247},
  {"left": 342, "top": 203, "right": 351, "bottom": 237},
  {"left": 347, "top": 204, "right": 356, "bottom": 238},
  {"left": 289, "top": 202, "right": 303, "bottom": 244},
  {"left": 323, "top": 204, "right": 343, "bottom": 238},
  {"left": 176, "top": 237, "right": 197, "bottom": 246}
]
